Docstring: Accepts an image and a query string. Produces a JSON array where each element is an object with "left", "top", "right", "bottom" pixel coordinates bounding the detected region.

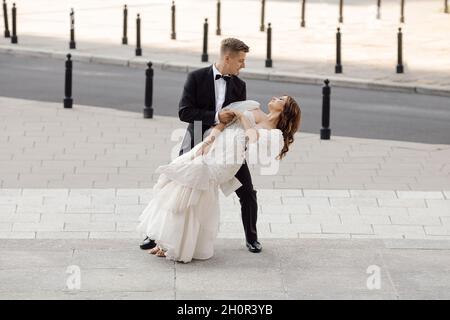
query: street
[{"left": 1, "top": 54, "right": 449, "bottom": 144}]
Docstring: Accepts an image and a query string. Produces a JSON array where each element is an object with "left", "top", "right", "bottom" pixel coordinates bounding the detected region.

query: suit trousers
[{"left": 234, "top": 161, "right": 258, "bottom": 242}]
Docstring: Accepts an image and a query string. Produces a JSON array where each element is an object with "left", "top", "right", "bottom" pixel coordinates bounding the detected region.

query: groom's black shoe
[
  {"left": 140, "top": 237, "right": 156, "bottom": 250},
  {"left": 246, "top": 240, "right": 262, "bottom": 253}
]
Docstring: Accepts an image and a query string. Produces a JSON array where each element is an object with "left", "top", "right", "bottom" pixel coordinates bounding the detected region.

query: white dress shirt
[{"left": 212, "top": 63, "right": 228, "bottom": 125}]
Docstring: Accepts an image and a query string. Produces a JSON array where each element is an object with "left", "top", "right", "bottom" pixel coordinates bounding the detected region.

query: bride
[{"left": 137, "top": 96, "right": 301, "bottom": 263}]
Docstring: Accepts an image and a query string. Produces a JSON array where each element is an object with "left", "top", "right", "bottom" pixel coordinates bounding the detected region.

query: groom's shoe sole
[{"left": 140, "top": 238, "right": 156, "bottom": 250}]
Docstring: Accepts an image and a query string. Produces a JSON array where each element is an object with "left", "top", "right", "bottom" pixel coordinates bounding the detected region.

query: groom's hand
[{"left": 218, "top": 110, "right": 235, "bottom": 124}]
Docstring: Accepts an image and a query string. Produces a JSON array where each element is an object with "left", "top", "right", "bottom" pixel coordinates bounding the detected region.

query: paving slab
[{"left": 0, "top": 239, "right": 449, "bottom": 299}]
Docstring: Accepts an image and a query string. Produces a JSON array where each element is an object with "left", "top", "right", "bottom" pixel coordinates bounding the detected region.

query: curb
[{"left": 1, "top": 45, "right": 450, "bottom": 98}]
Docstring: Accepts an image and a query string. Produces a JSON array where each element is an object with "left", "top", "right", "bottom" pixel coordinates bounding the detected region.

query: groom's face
[{"left": 225, "top": 51, "right": 246, "bottom": 76}]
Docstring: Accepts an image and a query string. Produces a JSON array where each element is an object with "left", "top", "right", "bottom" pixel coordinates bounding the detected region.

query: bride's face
[{"left": 268, "top": 96, "right": 287, "bottom": 113}]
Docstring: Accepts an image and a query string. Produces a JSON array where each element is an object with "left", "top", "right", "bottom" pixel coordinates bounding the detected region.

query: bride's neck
[{"left": 260, "top": 111, "right": 280, "bottom": 128}]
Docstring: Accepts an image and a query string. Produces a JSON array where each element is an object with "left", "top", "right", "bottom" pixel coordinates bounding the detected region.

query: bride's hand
[{"left": 195, "top": 136, "right": 215, "bottom": 157}]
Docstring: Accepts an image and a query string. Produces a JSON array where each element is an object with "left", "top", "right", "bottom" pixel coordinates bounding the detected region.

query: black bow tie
[{"left": 215, "top": 74, "right": 231, "bottom": 81}]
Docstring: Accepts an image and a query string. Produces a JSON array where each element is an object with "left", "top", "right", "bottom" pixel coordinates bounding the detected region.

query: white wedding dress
[{"left": 137, "top": 100, "right": 284, "bottom": 263}]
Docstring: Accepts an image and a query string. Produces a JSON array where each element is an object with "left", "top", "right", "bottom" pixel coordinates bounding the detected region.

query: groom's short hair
[{"left": 220, "top": 38, "right": 249, "bottom": 57}]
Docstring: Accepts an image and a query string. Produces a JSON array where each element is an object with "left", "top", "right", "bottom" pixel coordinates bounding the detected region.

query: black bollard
[
  {"left": 201, "top": 18, "right": 208, "bottom": 62},
  {"left": 445, "top": 0, "right": 448, "bottom": 14},
  {"left": 335, "top": 27, "right": 342, "bottom": 74},
  {"left": 396, "top": 27, "right": 404, "bottom": 73},
  {"left": 265, "top": 23, "right": 272, "bottom": 68},
  {"left": 122, "top": 5, "right": 128, "bottom": 45},
  {"left": 377, "top": 0, "right": 381, "bottom": 19},
  {"left": 69, "top": 8, "right": 76, "bottom": 49},
  {"left": 339, "top": 0, "right": 343, "bottom": 23},
  {"left": 400, "top": 0, "right": 405, "bottom": 23},
  {"left": 171, "top": 1, "right": 176, "bottom": 40},
  {"left": 260, "top": 0, "right": 265, "bottom": 32},
  {"left": 143, "top": 62, "right": 154, "bottom": 119},
  {"left": 320, "top": 80, "right": 331, "bottom": 140},
  {"left": 301, "top": 0, "right": 306, "bottom": 28},
  {"left": 136, "top": 14, "right": 142, "bottom": 56},
  {"left": 11, "top": 2, "right": 17, "bottom": 43},
  {"left": 3, "top": 0, "right": 10, "bottom": 38},
  {"left": 216, "top": 0, "right": 221, "bottom": 36},
  {"left": 64, "top": 54, "right": 73, "bottom": 109}
]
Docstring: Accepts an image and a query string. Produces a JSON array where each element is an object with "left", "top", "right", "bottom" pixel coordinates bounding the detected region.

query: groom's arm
[
  {"left": 179, "top": 72, "right": 216, "bottom": 126},
  {"left": 241, "top": 82, "right": 247, "bottom": 101}
]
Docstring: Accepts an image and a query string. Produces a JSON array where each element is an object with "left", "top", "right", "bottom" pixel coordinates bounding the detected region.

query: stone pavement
[
  {"left": 1, "top": 238, "right": 450, "bottom": 299},
  {"left": 1, "top": 96, "right": 450, "bottom": 242},
  {"left": 2, "top": 0, "right": 450, "bottom": 301},
  {"left": 1, "top": 0, "right": 450, "bottom": 95}
]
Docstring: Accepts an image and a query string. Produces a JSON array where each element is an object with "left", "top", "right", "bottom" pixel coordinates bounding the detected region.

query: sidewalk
[
  {"left": 1, "top": 238, "right": 450, "bottom": 299},
  {"left": 1, "top": 96, "right": 450, "bottom": 299},
  {"left": 1, "top": 96, "right": 450, "bottom": 242},
  {"left": 1, "top": 0, "right": 450, "bottom": 96},
  {"left": 2, "top": 0, "right": 450, "bottom": 301}
]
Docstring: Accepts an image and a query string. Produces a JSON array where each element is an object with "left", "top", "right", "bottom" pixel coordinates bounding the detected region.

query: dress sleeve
[
  {"left": 258, "top": 128, "right": 283, "bottom": 158},
  {"left": 247, "top": 128, "right": 284, "bottom": 175}
]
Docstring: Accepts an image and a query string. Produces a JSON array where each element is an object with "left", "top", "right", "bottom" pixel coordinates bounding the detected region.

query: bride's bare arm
[
  {"left": 204, "top": 122, "right": 226, "bottom": 144},
  {"left": 195, "top": 122, "right": 227, "bottom": 156},
  {"left": 234, "top": 110, "right": 259, "bottom": 142}
]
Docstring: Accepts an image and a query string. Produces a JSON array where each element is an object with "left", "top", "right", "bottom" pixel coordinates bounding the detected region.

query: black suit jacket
[{"left": 178, "top": 65, "right": 247, "bottom": 155}]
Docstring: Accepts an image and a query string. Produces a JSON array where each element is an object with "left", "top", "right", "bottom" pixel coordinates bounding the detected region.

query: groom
[{"left": 140, "top": 38, "right": 262, "bottom": 253}]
